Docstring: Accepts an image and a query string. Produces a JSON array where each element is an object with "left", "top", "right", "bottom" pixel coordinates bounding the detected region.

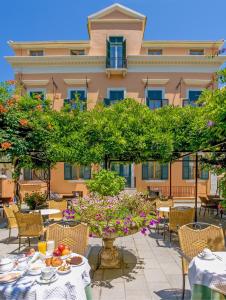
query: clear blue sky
[{"left": 0, "top": 0, "right": 225, "bottom": 81}]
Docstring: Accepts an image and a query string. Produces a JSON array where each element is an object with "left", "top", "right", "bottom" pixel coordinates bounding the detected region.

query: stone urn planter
[{"left": 99, "top": 228, "right": 139, "bottom": 269}]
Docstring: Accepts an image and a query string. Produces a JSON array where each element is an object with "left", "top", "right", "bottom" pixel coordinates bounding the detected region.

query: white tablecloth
[
  {"left": 0, "top": 255, "right": 91, "bottom": 300},
  {"left": 188, "top": 252, "right": 226, "bottom": 292}
]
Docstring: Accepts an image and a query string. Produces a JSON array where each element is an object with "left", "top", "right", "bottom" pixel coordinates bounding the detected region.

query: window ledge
[
  {"left": 64, "top": 180, "right": 87, "bottom": 182},
  {"left": 143, "top": 180, "right": 168, "bottom": 182}
]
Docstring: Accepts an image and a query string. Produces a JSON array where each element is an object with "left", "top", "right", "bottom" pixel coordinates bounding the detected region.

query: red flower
[
  {"left": 1, "top": 142, "right": 12, "bottom": 150},
  {"left": 7, "top": 99, "right": 15, "bottom": 106},
  {"left": 12, "top": 95, "right": 20, "bottom": 101},
  {"left": 19, "top": 119, "right": 29, "bottom": 126},
  {"left": 36, "top": 104, "right": 42, "bottom": 111},
  {"left": 34, "top": 94, "right": 42, "bottom": 100},
  {"left": 0, "top": 104, "right": 7, "bottom": 113},
  {"left": 6, "top": 80, "right": 16, "bottom": 85}
]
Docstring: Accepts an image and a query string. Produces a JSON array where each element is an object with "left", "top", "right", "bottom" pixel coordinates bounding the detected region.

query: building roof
[{"left": 88, "top": 3, "right": 146, "bottom": 20}]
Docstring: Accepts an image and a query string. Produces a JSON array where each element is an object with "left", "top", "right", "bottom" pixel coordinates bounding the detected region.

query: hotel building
[{"left": 2, "top": 3, "right": 226, "bottom": 200}]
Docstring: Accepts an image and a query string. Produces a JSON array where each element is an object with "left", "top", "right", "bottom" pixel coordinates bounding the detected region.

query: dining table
[
  {"left": 0, "top": 252, "right": 92, "bottom": 300},
  {"left": 35, "top": 208, "right": 61, "bottom": 216},
  {"left": 189, "top": 251, "right": 226, "bottom": 300}
]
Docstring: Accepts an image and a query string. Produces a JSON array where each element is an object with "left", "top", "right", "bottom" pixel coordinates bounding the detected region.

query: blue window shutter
[
  {"left": 189, "top": 90, "right": 202, "bottom": 101},
  {"left": 182, "top": 157, "right": 190, "bottom": 179},
  {"left": 64, "top": 163, "right": 72, "bottom": 180},
  {"left": 147, "top": 90, "right": 162, "bottom": 100},
  {"left": 142, "top": 163, "right": 149, "bottom": 180},
  {"left": 161, "top": 164, "right": 168, "bottom": 179},
  {"left": 200, "top": 168, "right": 209, "bottom": 180}
]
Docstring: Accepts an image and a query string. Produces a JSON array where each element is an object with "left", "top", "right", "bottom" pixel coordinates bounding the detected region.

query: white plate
[
  {"left": 69, "top": 255, "right": 85, "bottom": 267},
  {"left": 57, "top": 268, "right": 71, "bottom": 275},
  {"left": 0, "top": 272, "right": 21, "bottom": 283},
  {"left": 36, "top": 273, "right": 58, "bottom": 284}
]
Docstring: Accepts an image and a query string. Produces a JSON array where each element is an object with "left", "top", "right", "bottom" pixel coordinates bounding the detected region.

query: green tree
[{"left": 0, "top": 81, "right": 59, "bottom": 202}]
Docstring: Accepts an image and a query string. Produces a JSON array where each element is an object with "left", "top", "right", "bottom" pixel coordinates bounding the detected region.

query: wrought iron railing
[
  {"left": 148, "top": 186, "right": 197, "bottom": 197},
  {"left": 146, "top": 98, "right": 169, "bottom": 110},
  {"left": 106, "top": 57, "right": 127, "bottom": 69},
  {"left": 103, "top": 98, "right": 124, "bottom": 106},
  {"left": 182, "top": 99, "right": 202, "bottom": 107}
]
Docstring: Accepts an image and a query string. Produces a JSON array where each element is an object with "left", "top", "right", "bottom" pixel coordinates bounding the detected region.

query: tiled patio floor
[{"left": 0, "top": 210, "right": 224, "bottom": 300}]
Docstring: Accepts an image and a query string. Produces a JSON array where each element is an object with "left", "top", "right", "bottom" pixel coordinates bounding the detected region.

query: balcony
[
  {"left": 105, "top": 57, "right": 127, "bottom": 78},
  {"left": 146, "top": 98, "right": 169, "bottom": 110},
  {"left": 103, "top": 98, "right": 124, "bottom": 106},
  {"left": 182, "top": 99, "right": 202, "bottom": 107},
  {"left": 64, "top": 99, "right": 86, "bottom": 111}
]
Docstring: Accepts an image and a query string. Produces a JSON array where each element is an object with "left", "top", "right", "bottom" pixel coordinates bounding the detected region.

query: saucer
[
  {"left": 36, "top": 274, "right": 58, "bottom": 284},
  {"left": 198, "top": 253, "right": 215, "bottom": 260}
]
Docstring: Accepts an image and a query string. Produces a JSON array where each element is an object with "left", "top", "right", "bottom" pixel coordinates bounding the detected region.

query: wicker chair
[
  {"left": 48, "top": 200, "right": 67, "bottom": 221},
  {"left": 3, "top": 205, "right": 18, "bottom": 239},
  {"left": 46, "top": 223, "right": 89, "bottom": 256},
  {"left": 10, "top": 203, "right": 19, "bottom": 213},
  {"left": 165, "top": 207, "right": 195, "bottom": 242},
  {"left": 199, "top": 196, "right": 219, "bottom": 216},
  {"left": 178, "top": 223, "right": 225, "bottom": 300},
  {"left": 155, "top": 199, "right": 174, "bottom": 233},
  {"left": 15, "top": 211, "right": 45, "bottom": 250}
]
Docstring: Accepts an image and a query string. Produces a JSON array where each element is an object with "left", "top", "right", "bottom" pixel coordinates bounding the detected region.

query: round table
[
  {"left": 0, "top": 253, "right": 91, "bottom": 300},
  {"left": 36, "top": 208, "right": 61, "bottom": 216},
  {"left": 157, "top": 207, "right": 170, "bottom": 213},
  {"left": 189, "top": 251, "right": 226, "bottom": 300}
]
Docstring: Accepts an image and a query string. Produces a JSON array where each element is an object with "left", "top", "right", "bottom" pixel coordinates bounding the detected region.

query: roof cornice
[
  {"left": 5, "top": 55, "right": 226, "bottom": 67},
  {"left": 8, "top": 41, "right": 90, "bottom": 49},
  {"left": 142, "top": 40, "right": 224, "bottom": 49}
]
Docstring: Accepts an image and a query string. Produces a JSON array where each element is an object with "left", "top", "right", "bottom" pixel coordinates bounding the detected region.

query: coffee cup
[
  {"left": 41, "top": 267, "right": 56, "bottom": 280},
  {"left": 202, "top": 248, "right": 213, "bottom": 258}
]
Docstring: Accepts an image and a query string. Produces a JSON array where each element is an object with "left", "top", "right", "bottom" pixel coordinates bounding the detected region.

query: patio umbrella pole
[{"left": 195, "top": 152, "right": 198, "bottom": 222}]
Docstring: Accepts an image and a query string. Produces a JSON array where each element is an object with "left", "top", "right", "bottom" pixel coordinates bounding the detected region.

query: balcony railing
[
  {"left": 148, "top": 186, "right": 196, "bottom": 197},
  {"left": 103, "top": 98, "right": 124, "bottom": 106},
  {"left": 182, "top": 99, "right": 202, "bottom": 107},
  {"left": 106, "top": 57, "right": 127, "bottom": 69},
  {"left": 146, "top": 98, "right": 169, "bottom": 110},
  {"left": 64, "top": 99, "right": 86, "bottom": 111}
]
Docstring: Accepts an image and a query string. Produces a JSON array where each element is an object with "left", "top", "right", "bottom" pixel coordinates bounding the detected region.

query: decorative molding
[
  {"left": 5, "top": 55, "right": 226, "bottom": 68},
  {"left": 142, "top": 40, "right": 224, "bottom": 49},
  {"left": 90, "top": 19, "right": 143, "bottom": 23},
  {"left": 142, "top": 78, "right": 169, "bottom": 85},
  {"left": 22, "top": 79, "right": 49, "bottom": 86},
  {"left": 64, "top": 79, "right": 91, "bottom": 85},
  {"left": 8, "top": 41, "right": 90, "bottom": 49},
  {"left": 88, "top": 3, "right": 146, "bottom": 20},
  {"left": 183, "top": 79, "right": 212, "bottom": 85}
]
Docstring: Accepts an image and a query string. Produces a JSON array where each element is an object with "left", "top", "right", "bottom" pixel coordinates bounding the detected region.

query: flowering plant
[
  {"left": 71, "top": 193, "right": 157, "bottom": 237},
  {"left": 62, "top": 209, "right": 76, "bottom": 220}
]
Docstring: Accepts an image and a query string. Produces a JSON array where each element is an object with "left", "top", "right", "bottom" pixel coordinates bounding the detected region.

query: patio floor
[{"left": 0, "top": 209, "right": 225, "bottom": 300}]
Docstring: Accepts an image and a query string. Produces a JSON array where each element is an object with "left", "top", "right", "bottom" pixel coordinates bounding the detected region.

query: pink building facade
[{"left": 4, "top": 3, "right": 226, "bottom": 200}]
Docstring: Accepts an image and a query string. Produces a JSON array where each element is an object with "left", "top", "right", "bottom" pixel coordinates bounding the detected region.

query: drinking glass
[{"left": 38, "top": 241, "right": 47, "bottom": 254}]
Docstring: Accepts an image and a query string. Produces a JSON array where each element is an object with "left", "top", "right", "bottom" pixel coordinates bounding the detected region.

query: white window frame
[
  {"left": 27, "top": 88, "right": 46, "bottom": 98},
  {"left": 28, "top": 49, "right": 45, "bottom": 56},
  {"left": 107, "top": 88, "right": 126, "bottom": 99},
  {"left": 189, "top": 49, "right": 205, "bottom": 55},
  {"left": 67, "top": 88, "right": 87, "bottom": 100},
  {"left": 145, "top": 87, "right": 165, "bottom": 99}
]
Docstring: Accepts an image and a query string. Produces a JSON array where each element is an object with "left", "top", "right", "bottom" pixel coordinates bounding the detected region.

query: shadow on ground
[{"left": 89, "top": 245, "right": 141, "bottom": 288}]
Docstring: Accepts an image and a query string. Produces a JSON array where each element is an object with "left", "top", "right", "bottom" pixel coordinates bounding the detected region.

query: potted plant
[
  {"left": 70, "top": 169, "right": 157, "bottom": 268},
  {"left": 24, "top": 192, "right": 47, "bottom": 210}
]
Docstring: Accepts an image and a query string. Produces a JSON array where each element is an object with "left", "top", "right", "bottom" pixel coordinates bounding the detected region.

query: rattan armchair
[
  {"left": 10, "top": 203, "right": 19, "bottom": 213},
  {"left": 46, "top": 223, "right": 89, "bottom": 256},
  {"left": 3, "top": 205, "right": 18, "bottom": 239},
  {"left": 178, "top": 223, "right": 225, "bottom": 300},
  {"left": 165, "top": 207, "right": 195, "bottom": 242},
  {"left": 155, "top": 199, "right": 174, "bottom": 233},
  {"left": 15, "top": 211, "right": 45, "bottom": 250},
  {"left": 48, "top": 200, "right": 67, "bottom": 221},
  {"left": 199, "top": 196, "right": 218, "bottom": 216}
]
